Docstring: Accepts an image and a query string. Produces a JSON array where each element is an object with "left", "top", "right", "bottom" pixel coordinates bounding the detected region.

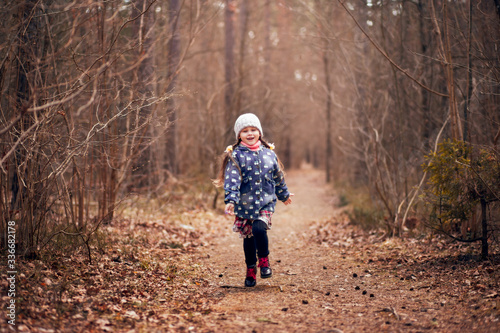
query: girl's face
[{"left": 239, "top": 127, "right": 260, "bottom": 146}]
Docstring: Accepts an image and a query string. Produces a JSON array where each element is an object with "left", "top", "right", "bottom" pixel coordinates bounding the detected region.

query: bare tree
[
  {"left": 224, "top": 0, "right": 237, "bottom": 141},
  {"left": 165, "top": 0, "right": 181, "bottom": 175}
]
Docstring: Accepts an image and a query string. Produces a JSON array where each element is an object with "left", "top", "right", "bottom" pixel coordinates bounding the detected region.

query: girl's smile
[{"left": 239, "top": 127, "right": 261, "bottom": 146}]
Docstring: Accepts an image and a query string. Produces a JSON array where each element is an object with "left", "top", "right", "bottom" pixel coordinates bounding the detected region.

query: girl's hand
[
  {"left": 283, "top": 193, "right": 294, "bottom": 205},
  {"left": 225, "top": 203, "right": 235, "bottom": 215}
]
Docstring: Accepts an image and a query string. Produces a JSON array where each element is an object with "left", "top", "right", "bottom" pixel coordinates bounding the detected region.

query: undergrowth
[{"left": 335, "top": 184, "right": 386, "bottom": 231}]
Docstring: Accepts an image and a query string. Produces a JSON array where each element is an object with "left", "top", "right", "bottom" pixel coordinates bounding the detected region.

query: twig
[
  {"left": 0, "top": 106, "right": 27, "bottom": 136},
  {"left": 400, "top": 116, "right": 450, "bottom": 235},
  {"left": 453, "top": 159, "right": 500, "bottom": 203},
  {"left": 337, "top": 0, "right": 448, "bottom": 98},
  {"left": 376, "top": 307, "right": 401, "bottom": 320},
  {"left": 0, "top": 119, "right": 41, "bottom": 174}
]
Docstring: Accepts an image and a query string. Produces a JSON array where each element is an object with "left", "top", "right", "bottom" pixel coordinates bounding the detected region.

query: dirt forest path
[
  {"left": 203, "top": 166, "right": 345, "bottom": 332},
  {"left": 200, "top": 167, "right": 498, "bottom": 333}
]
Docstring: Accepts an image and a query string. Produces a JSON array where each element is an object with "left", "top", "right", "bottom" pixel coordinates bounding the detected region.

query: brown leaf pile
[{"left": 1, "top": 207, "right": 228, "bottom": 332}]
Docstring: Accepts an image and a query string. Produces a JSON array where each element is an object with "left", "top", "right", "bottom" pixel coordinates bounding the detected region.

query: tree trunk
[
  {"left": 96, "top": 0, "right": 115, "bottom": 224},
  {"left": 12, "top": 0, "right": 39, "bottom": 253},
  {"left": 315, "top": 0, "right": 333, "bottom": 182},
  {"left": 430, "top": 0, "right": 463, "bottom": 141},
  {"left": 234, "top": 0, "right": 249, "bottom": 117},
  {"left": 133, "top": 0, "right": 156, "bottom": 187},
  {"left": 224, "top": 0, "right": 236, "bottom": 141},
  {"left": 480, "top": 198, "right": 488, "bottom": 260},
  {"left": 418, "top": 0, "right": 432, "bottom": 147},
  {"left": 464, "top": 0, "right": 473, "bottom": 142},
  {"left": 165, "top": 0, "right": 181, "bottom": 175},
  {"left": 323, "top": 51, "right": 333, "bottom": 183}
]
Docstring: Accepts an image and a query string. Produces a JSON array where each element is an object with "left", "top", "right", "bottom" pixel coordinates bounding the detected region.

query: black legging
[{"left": 243, "top": 220, "right": 269, "bottom": 267}]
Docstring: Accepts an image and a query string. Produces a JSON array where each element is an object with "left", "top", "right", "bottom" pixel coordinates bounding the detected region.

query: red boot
[
  {"left": 258, "top": 257, "right": 272, "bottom": 279},
  {"left": 245, "top": 265, "right": 257, "bottom": 287}
]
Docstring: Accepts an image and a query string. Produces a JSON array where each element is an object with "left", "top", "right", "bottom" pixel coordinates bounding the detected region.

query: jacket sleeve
[
  {"left": 223, "top": 154, "right": 242, "bottom": 205},
  {"left": 272, "top": 154, "right": 290, "bottom": 202}
]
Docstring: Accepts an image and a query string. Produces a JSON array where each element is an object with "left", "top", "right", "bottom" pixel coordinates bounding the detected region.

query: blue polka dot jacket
[{"left": 224, "top": 144, "right": 290, "bottom": 219}]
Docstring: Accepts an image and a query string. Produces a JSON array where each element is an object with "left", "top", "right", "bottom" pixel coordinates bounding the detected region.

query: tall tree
[
  {"left": 234, "top": 0, "right": 249, "bottom": 116},
  {"left": 430, "top": 0, "right": 462, "bottom": 141},
  {"left": 132, "top": 0, "right": 157, "bottom": 188},
  {"left": 11, "top": 0, "right": 42, "bottom": 253},
  {"left": 224, "top": 0, "right": 236, "bottom": 141},
  {"left": 165, "top": 0, "right": 181, "bottom": 175}
]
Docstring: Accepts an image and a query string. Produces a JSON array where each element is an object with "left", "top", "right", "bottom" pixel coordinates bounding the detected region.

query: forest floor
[{"left": 2, "top": 167, "right": 499, "bottom": 332}]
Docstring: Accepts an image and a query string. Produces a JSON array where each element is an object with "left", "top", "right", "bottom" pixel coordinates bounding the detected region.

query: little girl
[{"left": 214, "top": 113, "right": 292, "bottom": 287}]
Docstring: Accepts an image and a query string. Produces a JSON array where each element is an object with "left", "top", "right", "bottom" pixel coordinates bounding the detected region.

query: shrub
[{"left": 422, "top": 140, "right": 499, "bottom": 259}]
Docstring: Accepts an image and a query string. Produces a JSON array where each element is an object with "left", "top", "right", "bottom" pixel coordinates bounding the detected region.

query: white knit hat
[{"left": 234, "top": 113, "right": 263, "bottom": 139}]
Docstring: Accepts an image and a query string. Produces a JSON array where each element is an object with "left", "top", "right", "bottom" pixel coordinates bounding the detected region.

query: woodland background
[{"left": 0, "top": 0, "right": 499, "bottom": 260}]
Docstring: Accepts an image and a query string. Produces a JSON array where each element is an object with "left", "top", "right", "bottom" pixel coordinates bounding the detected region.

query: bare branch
[{"left": 337, "top": 0, "right": 448, "bottom": 98}]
